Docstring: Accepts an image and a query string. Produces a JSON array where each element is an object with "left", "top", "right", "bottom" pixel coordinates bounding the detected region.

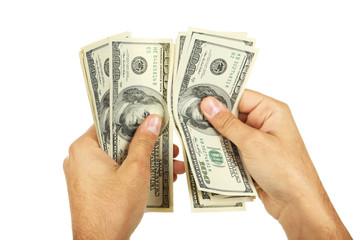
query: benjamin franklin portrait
[
  {"left": 113, "top": 86, "right": 169, "bottom": 141},
  {"left": 177, "top": 84, "right": 231, "bottom": 135}
]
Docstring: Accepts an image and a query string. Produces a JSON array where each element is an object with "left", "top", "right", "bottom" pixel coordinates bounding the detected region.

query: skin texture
[
  {"left": 63, "top": 115, "right": 184, "bottom": 240},
  {"left": 200, "top": 89, "right": 351, "bottom": 240}
]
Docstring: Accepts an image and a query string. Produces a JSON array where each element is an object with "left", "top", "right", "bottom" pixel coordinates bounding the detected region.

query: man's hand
[
  {"left": 64, "top": 115, "right": 180, "bottom": 240},
  {"left": 200, "top": 89, "right": 351, "bottom": 239},
  {"left": 173, "top": 144, "right": 185, "bottom": 182}
]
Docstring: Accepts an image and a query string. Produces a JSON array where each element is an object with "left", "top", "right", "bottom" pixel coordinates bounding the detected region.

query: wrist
[
  {"left": 71, "top": 209, "right": 132, "bottom": 240},
  {"left": 72, "top": 221, "right": 130, "bottom": 240},
  {"left": 278, "top": 187, "right": 351, "bottom": 239}
]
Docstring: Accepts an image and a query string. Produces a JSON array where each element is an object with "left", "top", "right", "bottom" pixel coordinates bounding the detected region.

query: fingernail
[
  {"left": 147, "top": 115, "right": 162, "bottom": 135},
  {"left": 203, "top": 97, "right": 222, "bottom": 117}
]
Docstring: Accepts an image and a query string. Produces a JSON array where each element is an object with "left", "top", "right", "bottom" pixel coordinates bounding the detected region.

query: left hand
[
  {"left": 173, "top": 144, "right": 185, "bottom": 182},
  {"left": 63, "top": 115, "right": 184, "bottom": 240}
]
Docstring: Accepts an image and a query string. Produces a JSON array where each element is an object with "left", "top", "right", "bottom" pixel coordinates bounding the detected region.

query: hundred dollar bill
[
  {"left": 79, "top": 32, "right": 130, "bottom": 154},
  {"left": 199, "top": 192, "right": 254, "bottom": 207},
  {"left": 175, "top": 32, "right": 187, "bottom": 72},
  {"left": 173, "top": 33, "right": 258, "bottom": 196},
  {"left": 179, "top": 27, "right": 254, "bottom": 68},
  {"left": 183, "top": 136, "right": 252, "bottom": 211},
  {"left": 110, "top": 38, "right": 174, "bottom": 211},
  {"left": 172, "top": 29, "right": 253, "bottom": 132},
  {"left": 169, "top": 32, "right": 187, "bottom": 137},
  {"left": 185, "top": 155, "right": 246, "bottom": 212},
  {"left": 172, "top": 30, "right": 253, "bottom": 134},
  {"left": 209, "top": 193, "right": 254, "bottom": 203},
  {"left": 197, "top": 192, "right": 247, "bottom": 208}
]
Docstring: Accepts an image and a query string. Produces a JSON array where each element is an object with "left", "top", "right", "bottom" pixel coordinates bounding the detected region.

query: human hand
[
  {"left": 200, "top": 90, "right": 351, "bottom": 239},
  {"left": 173, "top": 144, "right": 185, "bottom": 182},
  {"left": 63, "top": 115, "right": 184, "bottom": 240}
]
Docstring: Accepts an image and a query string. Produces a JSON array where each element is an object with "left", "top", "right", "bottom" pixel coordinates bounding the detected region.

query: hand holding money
[
  {"left": 79, "top": 28, "right": 260, "bottom": 212},
  {"left": 173, "top": 29, "right": 258, "bottom": 211},
  {"left": 200, "top": 91, "right": 351, "bottom": 239},
  {"left": 80, "top": 34, "right": 174, "bottom": 212},
  {"left": 63, "top": 116, "right": 161, "bottom": 240},
  {"left": 68, "top": 27, "right": 352, "bottom": 239}
]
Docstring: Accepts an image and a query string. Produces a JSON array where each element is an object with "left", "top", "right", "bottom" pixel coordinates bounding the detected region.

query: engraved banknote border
[
  {"left": 173, "top": 33, "right": 258, "bottom": 195},
  {"left": 110, "top": 38, "right": 173, "bottom": 211}
]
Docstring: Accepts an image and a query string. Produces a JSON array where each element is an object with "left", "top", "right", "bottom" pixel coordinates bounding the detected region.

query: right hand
[{"left": 200, "top": 89, "right": 351, "bottom": 239}]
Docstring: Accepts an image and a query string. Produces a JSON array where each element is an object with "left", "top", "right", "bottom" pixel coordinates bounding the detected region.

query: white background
[{"left": 0, "top": 0, "right": 359, "bottom": 239}]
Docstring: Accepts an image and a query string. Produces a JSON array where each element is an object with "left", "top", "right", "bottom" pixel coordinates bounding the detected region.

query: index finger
[{"left": 238, "top": 89, "right": 268, "bottom": 114}]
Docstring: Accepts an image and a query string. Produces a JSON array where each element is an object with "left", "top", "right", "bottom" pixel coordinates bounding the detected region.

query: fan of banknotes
[{"left": 79, "top": 28, "right": 259, "bottom": 213}]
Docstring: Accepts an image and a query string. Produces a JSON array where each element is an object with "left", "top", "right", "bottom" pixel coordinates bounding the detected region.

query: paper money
[
  {"left": 173, "top": 33, "right": 258, "bottom": 196},
  {"left": 79, "top": 32, "right": 130, "bottom": 154},
  {"left": 185, "top": 157, "right": 246, "bottom": 212},
  {"left": 109, "top": 38, "right": 174, "bottom": 211},
  {"left": 169, "top": 32, "right": 187, "bottom": 137},
  {"left": 80, "top": 28, "right": 259, "bottom": 213},
  {"left": 174, "top": 32, "right": 187, "bottom": 72},
  {"left": 179, "top": 27, "right": 254, "bottom": 66}
]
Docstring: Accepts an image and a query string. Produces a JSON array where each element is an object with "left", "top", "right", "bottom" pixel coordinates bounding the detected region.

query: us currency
[
  {"left": 184, "top": 135, "right": 250, "bottom": 211},
  {"left": 178, "top": 27, "right": 254, "bottom": 70},
  {"left": 185, "top": 155, "right": 246, "bottom": 212},
  {"left": 169, "top": 32, "right": 186, "bottom": 137},
  {"left": 173, "top": 30, "right": 257, "bottom": 211},
  {"left": 200, "top": 192, "right": 254, "bottom": 207},
  {"left": 110, "top": 38, "right": 174, "bottom": 211},
  {"left": 174, "top": 32, "right": 187, "bottom": 72},
  {"left": 173, "top": 33, "right": 258, "bottom": 196},
  {"left": 179, "top": 137, "right": 244, "bottom": 211},
  {"left": 172, "top": 29, "right": 254, "bottom": 130},
  {"left": 209, "top": 193, "right": 254, "bottom": 202},
  {"left": 79, "top": 32, "right": 130, "bottom": 154}
]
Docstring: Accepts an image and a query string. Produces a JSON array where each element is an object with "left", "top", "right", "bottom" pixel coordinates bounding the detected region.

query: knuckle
[
  {"left": 263, "top": 95, "right": 289, "bottom": 112},
  {"left": 274, "top": 99, "right": 290, "bottom": 111},
  {"left": 68, "top": 139, "right": 85, "bottom": 156},
  {"left": 68, "top": 141, "right": 79, "bottom": 156},
  {"left": 279, "top": 101, "right": 290, "bottom": 110},
  {"left": 63, "top": 157, "right": 69, "bottom": 172},
  {"left": 275, "top": 100, "right": 293, "bottom": 118}
]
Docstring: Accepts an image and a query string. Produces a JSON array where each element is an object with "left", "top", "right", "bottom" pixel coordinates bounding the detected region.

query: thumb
[
  {"left": 200, "top": 96, "right": 258, "bottom": 150},
  {"left": 119, "top": 115, "right": 162, "bottom": 175}
]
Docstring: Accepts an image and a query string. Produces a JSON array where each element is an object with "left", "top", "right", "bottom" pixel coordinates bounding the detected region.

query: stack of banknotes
[{"left": 79, "top": 28, "right": 258, "bottom": 212}]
